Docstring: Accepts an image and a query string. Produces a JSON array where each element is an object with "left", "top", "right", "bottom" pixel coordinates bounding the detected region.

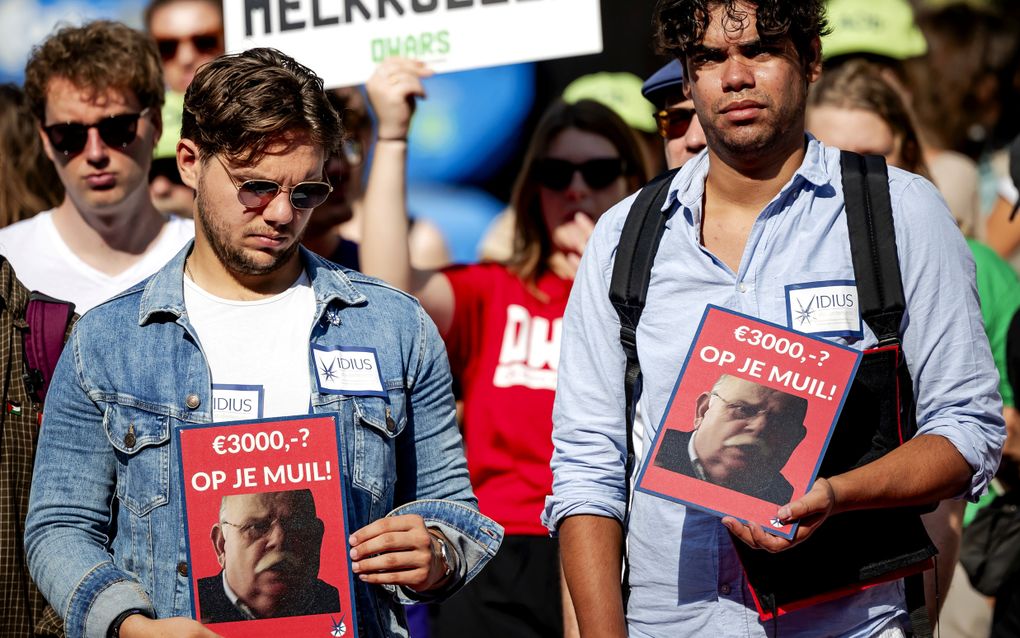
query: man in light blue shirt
[{"left": 543, "top": 1, "right": 1004, "bottom": 636}]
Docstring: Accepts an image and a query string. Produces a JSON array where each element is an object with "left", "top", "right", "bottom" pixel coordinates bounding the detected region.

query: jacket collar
[{"left": 138, "top": 241, "right": 367, "bottom": 326}]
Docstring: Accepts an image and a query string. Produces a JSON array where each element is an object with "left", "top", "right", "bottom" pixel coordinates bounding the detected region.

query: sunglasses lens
[
  {"left": 45, "top": 123, "right": 87, "bottom": 154},
  {"left": 536, "top": 159, "right": 575, "bottom": 191},
  {"left": 193, "top": 34, "right": 221, "bottom": 54},
  {"left": 579, "top": 159, "right": 624, "bottom": 189},
  {"left": 657, "top": 108, "right": 695, "bottom": 140},
  {"left": 156, "top": 39, "right": 178, "bottom": 61},
  {"left": 291, "top": 183, "right": 332, "bottom": 209},
  {"left": 237, "top": 180, "right": 280, "bottom": 208},
  {"left": 96, "top": 114, "right": 140, "bottom": 148}
]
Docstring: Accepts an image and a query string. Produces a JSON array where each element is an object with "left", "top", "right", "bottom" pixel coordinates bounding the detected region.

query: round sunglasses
[
  {"left": 43, "top": 108, "right": 150, "bottom": 156},
  {"left": 215, "top": 155, "right": 333, "bottom": 210},
  {"left": 535, "top": 157, "right": 626, "bottom": 191}
]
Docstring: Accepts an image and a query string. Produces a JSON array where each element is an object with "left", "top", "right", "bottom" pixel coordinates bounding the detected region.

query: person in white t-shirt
[{"left": 0, "top": 21, "right": 193, "bottom": 313}]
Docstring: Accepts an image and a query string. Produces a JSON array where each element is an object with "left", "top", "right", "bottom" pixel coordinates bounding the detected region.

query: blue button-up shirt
[
  {"left": 543, "top": 139, "right": 1004, "bottom": 637},
  {"left": 27, "top": 244, "right": 503, "bottom": 638}
]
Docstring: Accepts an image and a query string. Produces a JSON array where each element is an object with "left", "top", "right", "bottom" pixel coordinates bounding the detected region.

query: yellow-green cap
[
  {"left": 823, "top": 0, "right": 928, "bottom": 61},
  {"left": 562, "top": 72, "right": 657, "bottom": 134},
  {"left": 153, "top": 91, "right": 185, "bottom": 160}
]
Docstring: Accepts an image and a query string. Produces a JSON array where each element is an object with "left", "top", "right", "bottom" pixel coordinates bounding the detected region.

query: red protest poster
[
  {"left": 177, "top": 414, "right": 357, "bottom": 637},
  {"left": 635, "top": 305, "right": 861, "bottom": 539}
]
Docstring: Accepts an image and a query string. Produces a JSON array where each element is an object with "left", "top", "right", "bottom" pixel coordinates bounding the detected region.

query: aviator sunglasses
[
  {"left": 156, "top": 33, "right": 222, "bottom": 61},
  {"left": 535, "top": 157, "right": 626, "bottom": 191},
  {"left": 43, "top": 108, "right": 150, "bottom": 156},
  {"left": 215, "top": 155, "right": 333, "bottom": 210},
  {"left": 655, "top": 105, "right": 696, "bottom": 140}
]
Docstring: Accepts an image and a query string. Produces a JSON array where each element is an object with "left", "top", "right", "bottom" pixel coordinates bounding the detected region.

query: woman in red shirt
[{"left": 360, "top": 58, "right": 649, "bottom": 637}]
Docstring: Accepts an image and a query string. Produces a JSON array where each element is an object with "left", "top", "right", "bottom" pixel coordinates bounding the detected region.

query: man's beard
[
  {"left": 195, "top": 187, "right": 303, "bottom": 277},
  {"left": 705, "top": 92, "right": 804, "bottom": 157}
]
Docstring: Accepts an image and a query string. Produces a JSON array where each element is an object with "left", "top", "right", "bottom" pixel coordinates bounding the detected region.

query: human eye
[
  {"left": 243, "top": 519, "right": 272, "bottom": 538},
  {"left": 732, "top": 404, "right": 759, "bottom": 419}
]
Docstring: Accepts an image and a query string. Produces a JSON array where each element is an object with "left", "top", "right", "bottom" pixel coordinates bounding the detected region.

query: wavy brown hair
[
  {"left": 0, "top": 85, "right": 63, "bottom": 227},
  {"left": 508, "top": 99, "right": 648, "bottom": 285},
  {"left": 808, "top": 59, "right": 928, "bottom": 179},
  {"left": 182, "top": 48, "right": 342, "bottom": 164},
  {"left": 653, "top": 0, "right": 830, "bottom": 66},
  {"left": 24, "top": 20, "right": 164, "bottom": 122}
]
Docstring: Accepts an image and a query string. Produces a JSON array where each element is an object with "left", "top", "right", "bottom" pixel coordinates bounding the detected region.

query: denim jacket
[{"left": 26, "top": 244, "right": 503, "bottom": 638}]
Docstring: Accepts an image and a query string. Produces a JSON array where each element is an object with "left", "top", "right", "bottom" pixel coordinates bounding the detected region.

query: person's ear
[
  {"left": 177, "top": 138, "right": 202, "bottom": 190},
  {"left": 805, "top": 36, "right": 823, "bottom": 85},
  {"left": 211, "top": 523, "right": 226, "bottom": 567},
  {"left": 694, "top": 391, "right": 712, "bottom": 427}
]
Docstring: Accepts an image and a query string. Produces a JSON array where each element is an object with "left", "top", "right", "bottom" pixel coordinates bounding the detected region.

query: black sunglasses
[
  {"left": 655, "top": 106, "right": 696, "bottom": 140},
  {"left": 43, "top": 108, "right": 150, "bottom": 156},
  {"left": 215, "top": 155, "right": 333, "bottom": 210},
  {"left": 156, "top": 33, "right": 222, "bottom": 61},
  {"left": 535, "top": 158, "right": 626, "bottom": 191}
]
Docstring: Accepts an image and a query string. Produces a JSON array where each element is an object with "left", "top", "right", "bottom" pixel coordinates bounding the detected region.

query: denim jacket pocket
[
  {"left": 351, "top": 388, "right": 407, "bottom": 500},
  {"left": 103, "top": 402, "right": 172, "bottom": 517}
]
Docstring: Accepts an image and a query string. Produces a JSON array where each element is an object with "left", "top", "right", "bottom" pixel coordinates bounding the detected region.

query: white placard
[{"left": 224, "top": 0, "right": 603, "bottom": 88}]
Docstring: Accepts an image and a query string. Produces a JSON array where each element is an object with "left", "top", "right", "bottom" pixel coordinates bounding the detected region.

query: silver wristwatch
[{"left": 429, "top": 530, "right": 455, "bottom": 578}]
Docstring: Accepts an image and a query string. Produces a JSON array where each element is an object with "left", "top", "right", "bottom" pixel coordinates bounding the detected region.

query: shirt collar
[
  {"left": 662, "top": 135, "right": 832, "bottom": 222},
  {"left": 688, "top": 429, "right": 709, "bottom": 481},
  {"left": 221, "top": 571, "right": 257, "bottom": 620},
  {"left": 138, "top": 242, "right": 367, "bottom": 326}
]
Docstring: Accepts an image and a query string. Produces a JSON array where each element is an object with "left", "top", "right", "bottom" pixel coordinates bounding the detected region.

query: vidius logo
[{"left": 785, "top": 281, "right": 862, "bottom": 337}]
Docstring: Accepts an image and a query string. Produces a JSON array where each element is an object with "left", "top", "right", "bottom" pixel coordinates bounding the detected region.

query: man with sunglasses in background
[
  {"left": 26, "top": 47, "right": 500, "bottom": 638},
  {"left": 144, "top": 0, "right": 225, "bottom": 219},
  {"left": 642, "top": 59, "right": 706, "bottom": 170},
  {"left": 0, "top": 21, "right": 193, "bottom": 314}
]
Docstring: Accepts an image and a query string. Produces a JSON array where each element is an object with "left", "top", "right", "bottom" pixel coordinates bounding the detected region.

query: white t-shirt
[
  {"left": 184, "top": 272, "right": 316, "bottom": 421},
  {"left": 0, "top": 210, "right": 194, "bottom": 313}
]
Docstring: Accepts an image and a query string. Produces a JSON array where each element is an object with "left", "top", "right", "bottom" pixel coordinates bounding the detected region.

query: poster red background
[
  {"left": 178, "top": 414, "right": 356, "bottom": 637},
  {"left": 636, "top": 306, "right": 861, "bottom": 538}
]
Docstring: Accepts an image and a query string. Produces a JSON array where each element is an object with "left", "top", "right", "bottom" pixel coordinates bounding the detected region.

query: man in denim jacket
[{"left": 25, "top": 47, "right": 502, "bottom": 638}]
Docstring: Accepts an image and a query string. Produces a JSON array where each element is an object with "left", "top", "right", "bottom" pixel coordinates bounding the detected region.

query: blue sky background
[{"left": 1, "top": 0, "right": 146, "bottom": 84}]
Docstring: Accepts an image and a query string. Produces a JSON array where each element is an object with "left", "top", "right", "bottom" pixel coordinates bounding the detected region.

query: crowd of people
[{"left": 0, "top": 0, "right": 1018, "bottom": 637}]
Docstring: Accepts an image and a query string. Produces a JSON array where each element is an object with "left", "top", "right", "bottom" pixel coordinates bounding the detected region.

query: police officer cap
[{"left": 641, "top": 60, "right": 684, "bottom": 109}]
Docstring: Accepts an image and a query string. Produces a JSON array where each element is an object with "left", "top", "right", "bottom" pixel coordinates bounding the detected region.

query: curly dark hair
[
  {"left": 653, "top": 0, "right": 830, "bottom": 66},
  {"left": 181, "top": 48, "right": 342, "bottom": 164}
]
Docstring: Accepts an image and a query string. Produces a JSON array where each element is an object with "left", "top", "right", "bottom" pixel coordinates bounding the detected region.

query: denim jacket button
[
  {"left": 185, "top": 394, "right": 200, "bottom": 409},
  {"left": 123, "top": 429, "right": 136, "bottom": 448},
  {"left": 385, "top": 409, "right": 397, "bottom": 434},
  {"left": 177, "top": 562, "right": 188, "bottom": 577}
]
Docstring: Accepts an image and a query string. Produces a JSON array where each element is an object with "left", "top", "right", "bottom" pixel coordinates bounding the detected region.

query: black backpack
[{"left": 610, "top": 151, "right": 934, "bottom": 635}]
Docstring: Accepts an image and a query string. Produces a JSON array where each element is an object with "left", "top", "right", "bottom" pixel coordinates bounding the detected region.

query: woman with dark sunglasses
[{"left": 358, "top": 57, "right": 649, "bottom": 638}]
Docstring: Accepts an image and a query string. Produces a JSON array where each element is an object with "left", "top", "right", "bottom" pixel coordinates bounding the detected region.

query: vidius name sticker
[
  {"left": 211, "top": 384, "right": 264, "bottom": 422},
  {"left": 784, "top": 280, "right": 862, "bottom": 338},
  {"left": 311, "top": 345, "right": 386, "bottom": 397}
]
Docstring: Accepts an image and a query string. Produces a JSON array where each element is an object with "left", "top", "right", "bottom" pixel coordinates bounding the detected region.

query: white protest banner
[{"left": 224, "top": 0, "right": 603, "bottom": 88}]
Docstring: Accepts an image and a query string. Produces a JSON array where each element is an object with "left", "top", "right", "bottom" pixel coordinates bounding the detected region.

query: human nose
[
  {"left": 84, "top": 127, "right": 110, "bottom": 165},
  {"left": 261, "top": 189, "right": 297, "bottom": 225},
  {"left": 686, "top": 114, "right": 707, "bottom": 152},
  {"left": 564, "top": 170, "right": 589, "bottom": 199},
  {"left": 176, "top": 39, "right": 199, "bottom": 67},
  {"left": 721, "top": 56, "right": 755, "bottom": 93}
]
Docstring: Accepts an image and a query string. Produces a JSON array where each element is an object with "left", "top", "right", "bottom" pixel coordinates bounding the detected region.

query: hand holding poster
[
  {"left": 635, "top": 305, "right": 861, "bottom": 539},
  {"left": 177, "top": 414, "right": 357, "bottom": 637}
]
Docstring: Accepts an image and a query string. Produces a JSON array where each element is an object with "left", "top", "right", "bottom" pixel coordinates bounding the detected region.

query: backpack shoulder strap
[
  {"left": 839, "top": 151, "right": 905, "bottom": 345},
  {"left": 23, "top": 292, "right": 75, "bottom": 403},
  {"left": 609, "top": 166, "right": 681, "bottom": 480}
]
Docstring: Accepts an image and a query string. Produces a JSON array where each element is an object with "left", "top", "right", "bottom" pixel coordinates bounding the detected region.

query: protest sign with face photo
[
  {"left": 636, "top": 305, "right": 861, "bottom": 539},
  {"left": 178, "top": 414, "right": 357, "bottom": 637}
]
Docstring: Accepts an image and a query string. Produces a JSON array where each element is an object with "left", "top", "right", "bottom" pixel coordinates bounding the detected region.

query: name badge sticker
[
  {"left": 312, "top": 345, "right": 386, "bottom": 397},
  {"left": 784, "top": 280, "right": 862, "bottom": 338},
  {"left": 211, "top": 384, "right": 264, "bottom": 422}
]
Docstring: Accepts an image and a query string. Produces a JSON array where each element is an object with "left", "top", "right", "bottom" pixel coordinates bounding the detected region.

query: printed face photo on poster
[
  {"left": 201, "top": 488, "right": 342, "bottom": 624},
  {"left": 653, "top": 374, "right": 808, "bottom": 505}
]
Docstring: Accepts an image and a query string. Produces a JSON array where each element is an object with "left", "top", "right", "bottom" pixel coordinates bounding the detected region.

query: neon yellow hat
[
  {"left": 153, "top": 91, "right": 185, "bottom": 160},
  {"left": 823, "top": 0, "right": 928, "bottom": 61},
  {"left": 562, "top": 72, "right": 657, "bottom": 135}
]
